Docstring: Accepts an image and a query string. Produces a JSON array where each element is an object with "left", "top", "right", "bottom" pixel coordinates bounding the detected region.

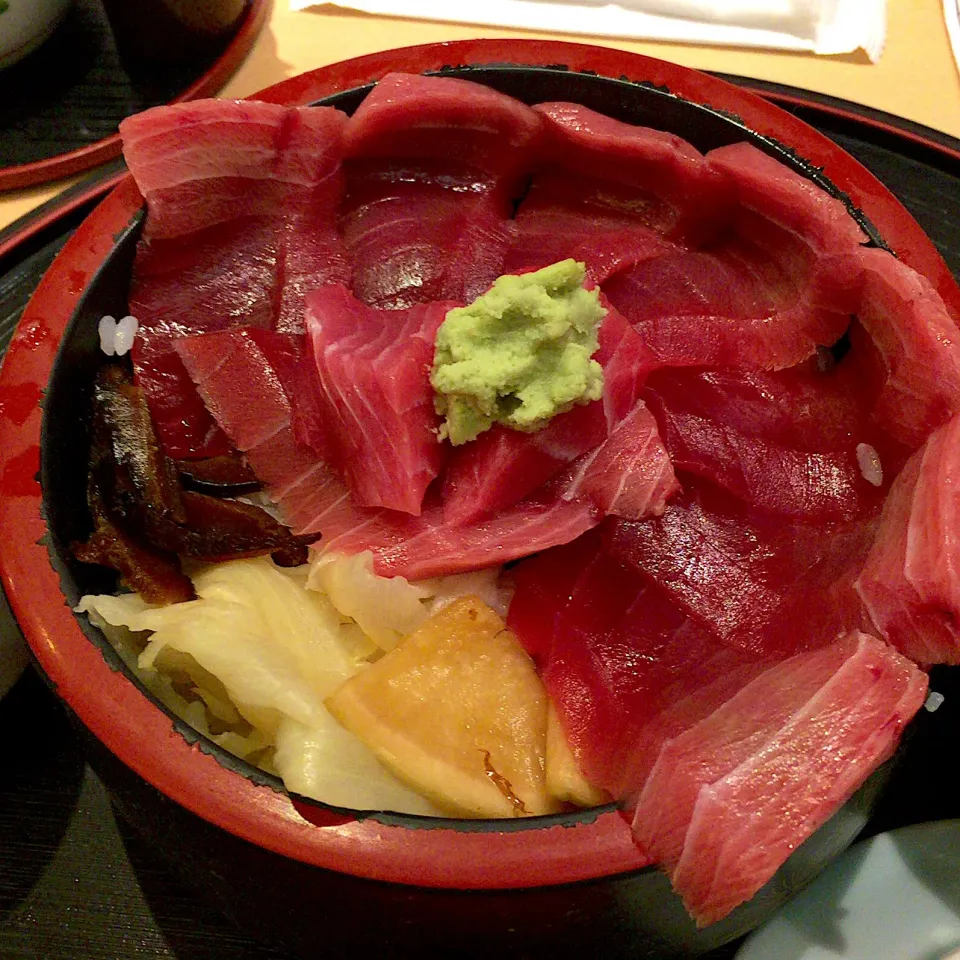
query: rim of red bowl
[{"left": 1, "top": 38, "right": 957, "bottom": 891}]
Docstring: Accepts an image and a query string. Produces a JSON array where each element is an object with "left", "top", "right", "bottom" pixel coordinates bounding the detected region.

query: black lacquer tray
[{"left": 2, "top": 81, "right": 960, "bottom": 960}]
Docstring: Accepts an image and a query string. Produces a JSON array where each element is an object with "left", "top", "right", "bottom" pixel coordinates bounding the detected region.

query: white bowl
[{"left": 0, "top": 0, "right": 72, "bottom": 69}]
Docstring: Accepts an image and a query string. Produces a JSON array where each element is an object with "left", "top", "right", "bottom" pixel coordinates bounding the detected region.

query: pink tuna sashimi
[
  {"left": 345, "top": 72, "right": 543, "bottom": 186},
  {"left": 605, "top": 479, "right": 875, "bottom": 659},
  {"left": 604, "top": 211, "right": 863, "bottom": 370},
  {"left": 853, "top": 248, "right": 960, "bottom": 448},
  {"left": 706, "top": 142, "right": 868, "bottom": 253},
  {"left": 301, "top": 284, "right": 451, "bottom": 515},
  {"left": 174, "top": 328, "right": 360, "bottom": 535},
  {"left": 322, "top": 494, "right": 599, "bottom": 580},
  {"left": 671, "top": 631, "right": 926, "bottom": 926},
  {"left": 533, "top": 102, "right": 732, "bottom": 246},
  {"left": 503, "top": 170, "right": 681, "bottom": 283},
  {"left": 856, "top": 413, "right": 960, "bottom": 665},
  {"left": 559, "top": 400, "right": 679, "bottom": 520},
  {"left": 122, "top": 99, "right": 350, "bottom": 457},
  {"left": 441, "top": 303, "right": 657, "bottom": 523},
  {"left": 339, "top": 164, "right": 514, "bottom": 309},
  {"left": 632, "top": 632, "right": 862, "bottom": 871}
]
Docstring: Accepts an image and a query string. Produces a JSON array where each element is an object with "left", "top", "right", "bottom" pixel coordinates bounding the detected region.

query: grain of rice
[
  {"left": 924, "top": 690, "right": 945, "bottom": 712},
  {"left": 114, "top": 315, "right": 139, "bottom": 356},
  {"left": 856, "top": 442, "right": 883, "bottom": 487},
  {"left": 98, "top": 315, "right": 117, "bottom": 356}
]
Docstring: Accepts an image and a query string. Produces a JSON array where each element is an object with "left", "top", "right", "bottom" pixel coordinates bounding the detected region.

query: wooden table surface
[{"left": 1, "top": 0, "right": 959, "bottom": 231}]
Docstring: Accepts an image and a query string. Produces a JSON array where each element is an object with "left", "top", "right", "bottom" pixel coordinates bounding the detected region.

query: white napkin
[{"left": 291, "top": 0, "right": 886, "bottom": 61}]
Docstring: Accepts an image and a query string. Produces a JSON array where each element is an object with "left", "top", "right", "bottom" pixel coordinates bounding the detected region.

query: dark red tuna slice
[
  {"left": 853, "top": 247, "right": 960, "bottom": 448},
  {"left": 604, "top": 211, "right": 863, "bottom": 370},
  {"left": 533, "top": 102, "right": 733, "bottom": 246},
  {"left": 339, "top": 166, "right": 513, "bottom": 309},
  {"left": 503, "top": 170, "right": 681, "bottom": 283},
  {"left": 301, "top": 285, "right": 451, "bottom": 515},
  {"left": 646, "top": 399, "right": 878, "bottom": 521},
  {"left": 441, "top": 303, "right": 656, "bottom": 523},
  {"left": 670, "top": 631, "right": 926, "bottom": 926},
  {"left": 340, "top": 74, "right": 541, "bottom": 310},
  {"left": 344, "top": 72, "right": 543, "bottom": 187},
  {"left": 559, "top": 400, "right": 679, "bottom": 520},
  {"left": 507, "top": 535, "right": 761, "bottom": 798},
  {"left": 122, "top": 99, "right": 351, "bottom": 457},
  {"left": 606, "top": 479, "right": 875, "bottom": 659},
  {"left": 856, "top": 413, "right": 960, "bottom": 665},
  {"left": 705, "top": 142, "right": 868, "bottom": 252},
  {"left": 632, "top": 632, "right": 862, "bottom": 871}
]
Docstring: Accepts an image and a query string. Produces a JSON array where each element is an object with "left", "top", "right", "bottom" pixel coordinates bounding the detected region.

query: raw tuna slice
[
  {"left": 339, "top": 167, "right": 513, "bottom": 309},
  {"left": 174, "top": 328, "right": 359, "bottom": 535},
  {"left": 705, "top": 142, "right": 868, "bottom": 253},
  {"left": 533, "top": 102, "right": 732, "bottom": 246},
  {"left": 345, "top": 72, "right": 542, "bottom": 183},
  {"left": 606, "top": 479, "right": 875, "bottom": 659},
  {"left": 322, "top": 494, "right": 599, "bottom": 580},
  {"left": 853, "top": 248, "right": 960, "bottom": 448},
  {"left": 507, "top": 535, "right": 762, "bottom": 798},
  {"left": 503, "top": 171, "right": 680, "bottom": 283},
  {"left": 340, "top": 74, "right": 542, "bottom": 310},
  {"left": 559, "top": 400, "right": 679, "bottom": 520},
  {"left": 441, "top": 303, "right": 657, "bottom": 523},
  {"left": 856, "top": 413, "right": 960, "bottom": 665},
  {"left": 122, "top": 99, "right": 351, "bottom": 457},
  {"left": 632, "top": 632, "right": 862, "bottom": 870},
  {"left": 604, "top": 211, "right": 863, "bottom": 369},
  {"left": 671, "top": 631, "right": 926, "bottom": 926},
  {"left": 301, "top": 284, "right": 451, "bottom": 515},
  {"left": 645, "top": 397, "right": 878, "bottom": 521}
]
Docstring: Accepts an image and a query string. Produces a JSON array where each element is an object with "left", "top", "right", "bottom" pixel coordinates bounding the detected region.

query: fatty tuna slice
[
  {"left": 606, "top": 479, "right": 875, "bottom": 659},
  {"left": 632, "top": 632, "right": 862, "bottom": 871},
  {"left": 671, "top": 631, "right": 926, "bottom": 926},
  {"left": 533, "top": 102, "right": 733, "bottom": 246},
  {"left": 441, "top": 303, "right": 657, "bottom": 523},
  {"left": 122, "top": 99, "right": 350, "bottom": 457},
  {"left": 605, "top": 211, "right": 862, "bottom": 370},
  {"left": 301, "top": 284, "right": 450, "bottom": 514},
  {"left": 856, "top": 413, "right": 960, "bottom": 665},
  {"left": 322, "top": 493, "right": 600, "bottom": 581}
]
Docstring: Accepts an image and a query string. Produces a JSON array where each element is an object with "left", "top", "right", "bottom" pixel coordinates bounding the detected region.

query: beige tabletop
[{"left": 1, "top": 0, "right": 957, "bottom": 233}]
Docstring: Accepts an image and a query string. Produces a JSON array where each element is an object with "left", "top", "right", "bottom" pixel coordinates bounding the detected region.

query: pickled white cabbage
[{"left": 76, "top": 554, "right": 512, "bottom": 815}]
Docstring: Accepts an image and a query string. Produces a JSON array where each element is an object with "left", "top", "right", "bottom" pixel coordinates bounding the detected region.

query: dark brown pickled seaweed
[{"left": 73, "top": 364, "right": 314, "bottom": 594}]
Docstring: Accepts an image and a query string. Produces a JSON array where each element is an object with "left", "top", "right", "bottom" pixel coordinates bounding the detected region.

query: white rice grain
[
  {"left": 856, "top": 442, "right": 883, "bottom": 487},
  {"left": 98, "top": 315, "right": 117, "bottom": 356},
  {"left": 114, "top": 315, "right": 139, "bottom": 356}
]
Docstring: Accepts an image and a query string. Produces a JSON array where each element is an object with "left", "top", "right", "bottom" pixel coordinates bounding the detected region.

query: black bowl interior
[{"left": 37, "top": 64, "right": 905, "bottom": 956}]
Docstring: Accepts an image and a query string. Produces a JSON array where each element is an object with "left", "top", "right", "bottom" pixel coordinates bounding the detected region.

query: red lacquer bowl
[{"left": 0, "top": 40, "right": 954, "bottom": 958}]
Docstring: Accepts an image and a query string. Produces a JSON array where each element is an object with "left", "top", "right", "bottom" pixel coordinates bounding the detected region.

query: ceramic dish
[
  {"left": 1, "top": 40, "right": 957, "bottom": 958},
  {"left": 736, "top": 820, "right": 960, "bottom": 960}
]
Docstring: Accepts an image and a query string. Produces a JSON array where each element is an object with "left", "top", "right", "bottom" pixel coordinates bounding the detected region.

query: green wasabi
[{"left": 431, "top": 259, "right": 606, "bottom": 446}]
